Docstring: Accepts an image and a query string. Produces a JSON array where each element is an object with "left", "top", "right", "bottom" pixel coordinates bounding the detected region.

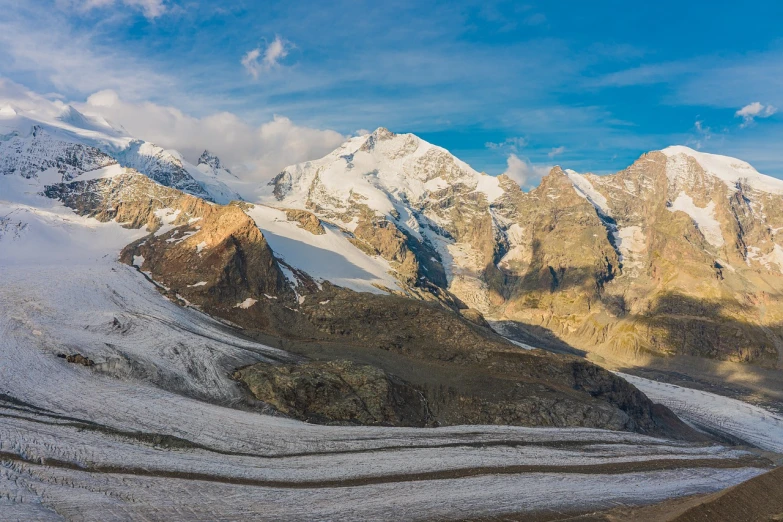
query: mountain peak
[
  {"left": 372, "top": 127, "right": 395, "bottom": 138},
  {"left": 660, "top": 145, "right": 783, "bottom": 195},
  {"left": 359, "top": 127, "right": 399, "bottom": 152},
  {"left": 197, "top": 149, "right": 230, "bottom": 174}
]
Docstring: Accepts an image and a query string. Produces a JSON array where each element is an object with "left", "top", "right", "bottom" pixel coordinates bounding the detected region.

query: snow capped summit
[
  {"left": 197, "top": 149, "right": 229, "bottom": 173},
  {"left": 265, "top": 127, "right": 507, "bottom": 224},
  {"left": 258, "top": 128, "right": 516, "bottom": 310},
  {"left": 56, "top": 105, "right": 114, "bottom": 134},
  {"left": 661, "top": 145, "right": 783, "bottom": 195},
  {"left": 0, "top": 97, "right": 242, "bottom": 203}
]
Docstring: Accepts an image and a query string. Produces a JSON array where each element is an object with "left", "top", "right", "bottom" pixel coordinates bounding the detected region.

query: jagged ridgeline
[
  {"left": 263, "top": 129, "right": 783, "bottom": 367},
  {"left": 3, "top": 104, "right": 783, "bottom": 431},
  {"left": 5, "top": 107, "right": 783, "bottom": 368}
]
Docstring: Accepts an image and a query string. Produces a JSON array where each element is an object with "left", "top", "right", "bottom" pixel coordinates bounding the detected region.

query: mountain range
[{"left": 2, "top": 99, "right": 783, "bottom": 519}]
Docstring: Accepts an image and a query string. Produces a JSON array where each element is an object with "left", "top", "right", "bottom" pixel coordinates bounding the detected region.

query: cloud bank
[{"left": 79, "top": 89, "right": 344, "bottom": 180}]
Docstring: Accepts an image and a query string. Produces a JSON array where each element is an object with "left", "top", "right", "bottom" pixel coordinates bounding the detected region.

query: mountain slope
[
  {"left": 1, "top": 154, "right": 688, "bottom": 436},
  {"left": 527, "top": 147, "right": 783, "bottom": 366},
  {"left": 263, "top": 131, "right": 783, "bottom": 369},
  {"left": 263, "top": 127, "right": 514, "bottom": 308},
  {"left": 0, "top": 102, "right": 241, "bottom": 203}
]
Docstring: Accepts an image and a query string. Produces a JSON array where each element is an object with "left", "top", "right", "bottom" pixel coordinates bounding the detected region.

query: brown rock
[
  {"left": 233, "top": 360, "right": 429, "bottom": 427},
  {"left": 284, "top": 209, "right": 325, "bottom": 235}
]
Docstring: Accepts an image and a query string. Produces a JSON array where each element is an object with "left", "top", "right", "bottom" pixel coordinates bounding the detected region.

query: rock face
[
  {"left": 197, "top": 149, "right": 229, "bottom": 173},
  {"left": 233, "top": 360, "right": 429, "bottom": 427},
  {"left": 285, "top": 208, "right": 325, "bottom": 235},
  {"left": 44, "top": 170, "right": 290, "bottom": 321},
  {"left": 43, "top": 170, "right": 696, "bottom": 438},
  {"left": 264, "top": 135, "right": 783, "bottom": 368}
]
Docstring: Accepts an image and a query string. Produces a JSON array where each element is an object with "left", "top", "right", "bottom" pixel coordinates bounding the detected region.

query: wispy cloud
[
  {"left": 585, "top": 62, "right": 690, "bottom": 88},
  {"left": 685, "top": 119, "right": 716, "bottom": 150},
  {"left": 79, "top": 0, "right": 167, "bottom": 19},
  {"left": 242, "top": 36, "right": 291, "bottom": 79},
  {"left": 485, "top": 136, "right": 527, "bottom": 151},
  {"left": 735, "top": 101, "right": 777, "bottom": 127},
  {"left": 0, "top": 2, "right": 173, "bottom": 99},
  {"left": 547, "top": 145, "right": 566, "bottom": 158}
]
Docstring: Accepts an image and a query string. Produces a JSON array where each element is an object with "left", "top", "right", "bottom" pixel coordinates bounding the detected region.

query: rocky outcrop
[
  {"left": 225, "top": 285, "right": 696, "bottom": 437},
  {"left": 45, "top": 171, "right": 291, "bottom": 316},
  {"left": 285, "top": 208, "right": 325, "bottom": 235},
  {"left": 42, "top": 167, "right": 701, "bottom": 438},
  {"left": 57, "top": 353, "right": 95, "bottom": 367},
  {"left": 352, "top": 211, "right": 420, "bottom": 285},
  {"left": 233, "top": 360, "right": 429, "bottom": 427}
]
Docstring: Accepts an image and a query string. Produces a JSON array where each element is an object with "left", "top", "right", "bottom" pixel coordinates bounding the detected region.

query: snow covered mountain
[
  {"left": 2, "top": 104, "right": 783, "bottom": 519},
  {"left": 0, "top": 102, "right": 241, "bottom": 203},
  {"left": 3, "top": 97, "right": 782, "bottom": 368},
  {"left": 257, "top": 133, "right": 783, "bottom": 369},
  {"left": 261, "top": 127, "right": 516, "bottom": 307},
  {"left": 499, "top": 146, "right": 783, "bottom": 366}
]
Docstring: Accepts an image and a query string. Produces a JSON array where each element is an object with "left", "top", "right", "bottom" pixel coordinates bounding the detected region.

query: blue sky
[{"left": 1, "top": 0, "right": 782, "bottom": 185}]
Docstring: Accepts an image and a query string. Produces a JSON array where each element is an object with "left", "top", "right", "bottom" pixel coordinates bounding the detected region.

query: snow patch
[
  {"left": 244, "top": 205, "right": 401, "bottom": 294},
  {"left": 565, "top": 170, "right": 611, "bottom": 215},
  {"left": 474, "top": 174, "right": 505, "bottom": 203},
  {"left": 613, "top": 226, "right": 647, "bottom": 271},
  {"left": 234, "top": 298, "right": 257, "bottom": 309},
  {"left": 668, "top": 192, "right": 724, "bottom": 247},
  {"left": 153, "top": 208, "right": 181, "bottom": 237},
  {"left": 747, "top": 243, "right": 783, "bottom": 273}
]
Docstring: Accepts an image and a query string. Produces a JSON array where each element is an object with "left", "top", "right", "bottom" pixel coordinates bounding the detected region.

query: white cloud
[
  {"left": 686, "top": 119, "right": 716, "bottom": 150},
  {"left": 242, "top": 37, "right": 291, "bottom": 79},
  {"left": 79, "top": 0, "right": 167, "bottom": 18},
  {"left": 501, "top": 153, "right": 550, "bottom": 188},
  {"left": 485, "top": 136, "right": 527, "bottom": 151},
  {"left": 735, "top": 102, "right": 777, "bottom": 127},
  {"left": 0, "top": 3, "right": 172, "bottom": 99},
  {"left": 79, "top": 89, "right": 345, "bottom": 181},
  {"left": 547, "top": 145, "right": 566, "bottom": 158}
]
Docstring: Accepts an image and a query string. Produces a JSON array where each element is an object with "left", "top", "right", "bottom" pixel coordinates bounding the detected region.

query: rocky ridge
[
  {"left": 40, "top": 168, "right": 695, "bottom": 437},
  {"left": 264, "top": 132, "right": 783, "bottom": 368},
  {"left": 0, "top": 105, "right": 240, "bottom": 203}
]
